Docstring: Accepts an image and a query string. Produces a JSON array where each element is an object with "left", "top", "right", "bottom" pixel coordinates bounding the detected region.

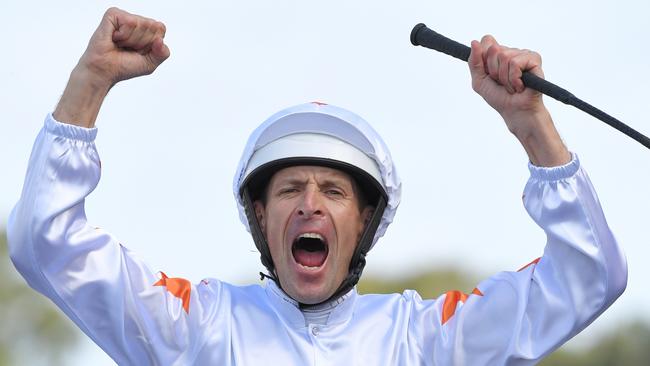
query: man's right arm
[{"left": 7, "top": 9, "right": 225, "bottom": 365}]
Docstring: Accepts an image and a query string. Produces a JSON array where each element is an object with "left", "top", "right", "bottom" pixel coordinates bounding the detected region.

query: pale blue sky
[{"left": 2, "top": 1, "right": 649, "bottom": 364}]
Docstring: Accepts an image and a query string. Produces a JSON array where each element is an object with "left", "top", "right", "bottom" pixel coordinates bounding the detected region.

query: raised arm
[
  {"left": 406, "top": 36, "right": 627, "bottom": 364},
  {"left": 7, "top": 9, "right": 222, "bottom": 365},
  {"left": 54, "top": 7, "right": 169, "bottom": 127}
]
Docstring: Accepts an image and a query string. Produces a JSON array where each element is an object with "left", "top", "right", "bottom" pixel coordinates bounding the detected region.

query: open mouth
[{"left": 292, "top": 233, "right": 329, "bottom": 268}]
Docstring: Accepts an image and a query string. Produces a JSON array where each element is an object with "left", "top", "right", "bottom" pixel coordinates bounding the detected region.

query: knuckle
[
  {"left": 481, "top": 34, "right": 495, "bottom": 43},
  {"left": 156, "top": 21, "right": 167, "bottom": 35},
  {"left": 105, "top": 7, "right": 120, "bottom": 16},
  {"left": 508, "top": 57, "right": 519, "bottom": 69},
  {"left": 122, "top": 17, "right": 137, "bottom": 29},
  {"left": 471, "top": 80, "right": 481, "bottom": 93},
  {"left": 497, "top": 51, "right": 509, "bottom": 63},
  {"left": 525, "top": 49, "right": 542, "bottom": 60},
  {"left": 486, "top": 44, "right": 500, "bottom": 58},
  {"left": 143, "top": 18, "right": 155, "bottom": 29}
]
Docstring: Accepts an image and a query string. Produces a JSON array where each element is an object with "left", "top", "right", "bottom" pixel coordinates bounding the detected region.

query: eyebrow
[{"left": 273, "top": 177, "right": 352, "bottom": 190}]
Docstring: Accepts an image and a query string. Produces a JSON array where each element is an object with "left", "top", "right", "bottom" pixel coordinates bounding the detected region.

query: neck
[
  {"left": 300, "top": 291, "right": 353, "bottom": 326},
  {"left": 265, "top": 279, "right": 355, "bottom": 326}
]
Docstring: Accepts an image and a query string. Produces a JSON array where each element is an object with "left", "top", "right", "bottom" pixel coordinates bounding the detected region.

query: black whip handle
[{"left": 410, "top": 23, "right": 650, "bottom": 150}]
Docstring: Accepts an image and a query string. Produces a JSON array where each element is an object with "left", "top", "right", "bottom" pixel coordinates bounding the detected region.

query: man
[{"left": 8, "top": 7, "right": 627, "bottom": 365}]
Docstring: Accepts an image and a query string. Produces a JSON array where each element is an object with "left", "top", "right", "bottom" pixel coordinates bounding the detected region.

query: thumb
[{"left": 99, "top": 8, "right": 130, "bottom": 43}]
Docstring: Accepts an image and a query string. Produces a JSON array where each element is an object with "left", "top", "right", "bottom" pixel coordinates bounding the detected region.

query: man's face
[{"left": 254, "top": 165, "right": 373, "bottom": 304}]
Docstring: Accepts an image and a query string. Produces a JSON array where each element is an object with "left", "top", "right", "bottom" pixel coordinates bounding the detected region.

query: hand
[
  {"left": 54, "top": 8, "right": 170, "bottom": 127},
  {"left": 468, "top": 35, "right": 571, "bottom": 166},
  {"left": 79, "top": 7, "right": 170, "bottom": 88},
  {"left": 468, "top": 36, "right": 546, "bottom": 136}
]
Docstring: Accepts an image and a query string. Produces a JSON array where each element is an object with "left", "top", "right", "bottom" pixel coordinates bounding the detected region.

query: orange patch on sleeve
[
  {"left": 441, "top": 288, "right": 483, "bottom": 325},
  {"left": 517, "top": 257, "right": 541, "bottom": 272},
  {"left": 154, "top": 272, "right": 191, "bottom": 314}
]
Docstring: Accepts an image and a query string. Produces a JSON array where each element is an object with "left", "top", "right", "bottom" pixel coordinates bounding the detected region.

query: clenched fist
[
  {"left": 467, "top": 35, "right": 570, "bottom": 167},
  {"left": 81, "top": 7, "right": 170, "bottom": 86},
  {"left": 54, "top": 8, "right": 170, "bottom": 128},
  {"left": 468, "top": 36, "right": 545, "bottom": 136}
]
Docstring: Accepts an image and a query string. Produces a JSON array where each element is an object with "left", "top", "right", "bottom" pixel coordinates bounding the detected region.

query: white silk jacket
[{"left": 8, "top": 115, "right": 627, "bottom": 365}]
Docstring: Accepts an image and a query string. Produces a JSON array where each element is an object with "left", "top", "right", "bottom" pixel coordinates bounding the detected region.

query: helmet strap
[{"left": 242, "top": 187, "right": 279, "bottom": 284}]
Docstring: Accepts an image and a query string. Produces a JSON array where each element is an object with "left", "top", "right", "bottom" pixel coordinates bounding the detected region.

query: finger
[
  {"left": 133, "top": 23, "right": 158, "bottom": 55},
  {"left": 509, "top": 51, "right": 543, "bottom": 93},
  {"left": 114, "top": 15, "right": 163, "bottom": 52},
  {"left": 111, "top": 9, "right": 138, "bottom": 43},
  {"left": 116, "top": 18, "right": 151, "bottom": 50},
  {"left": 485, "top": 42, "right": 501, "bottom": 83},
  {"left": 156, "top": 21, "right": 166, "bottom": 38},
  {"left": 479, "top": 35, "right": 498, "bottom": 76},
  {"left": 135, "top": 19, "right": 165, "bottom": 52},
  {"left": 508, "top": 54, "right": 525, "bottom": 93},
  {"left": 468, "top": 40, "right": 487, "bottom": 80},
  {"left": 141, "top": 22, "right": 167, "bottom": 55},
  {"left": 135, "top": 20, "right": 166, "bottom": 55},
  {"left": 150, "top": 37, "right": 171, "bottom": 65},
  {"left": 498, "top": 48, "right": 520, "bottom": 94}
]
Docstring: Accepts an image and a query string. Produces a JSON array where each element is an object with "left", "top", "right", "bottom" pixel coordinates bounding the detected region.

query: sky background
[{"left": 1, "top": 1, "right": 649, "bottom": 364}]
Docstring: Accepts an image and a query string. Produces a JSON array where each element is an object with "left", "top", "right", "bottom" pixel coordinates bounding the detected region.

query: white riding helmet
[{"left": 233, "top": 102, "right": 401, "bottom": 301}]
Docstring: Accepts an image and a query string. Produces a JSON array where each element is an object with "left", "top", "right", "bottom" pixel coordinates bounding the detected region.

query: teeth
[
  {"left": 299, "top": 264, "right": 321, "bottom": 269},
  {"left": 298, "top": 233, "right": 324, "bottom": 241}
]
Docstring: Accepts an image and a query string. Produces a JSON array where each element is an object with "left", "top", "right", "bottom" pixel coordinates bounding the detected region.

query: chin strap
[
  {"left": 259, "top": 271, "right": 278, "bottom": 282},
  {"left": 242, "top": 188, "right": 278, "bottom": 282},
  {"left": 244, "top": 186, "right": 387, "bottom": 307}
]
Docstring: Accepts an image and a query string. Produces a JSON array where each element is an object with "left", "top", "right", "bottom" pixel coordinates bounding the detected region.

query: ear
[
  {"left": 361, "top": 205, "right": 375, "bottom": 228},
  {"left": 253, "top": 200, "right": 266, "bottom": 233}
]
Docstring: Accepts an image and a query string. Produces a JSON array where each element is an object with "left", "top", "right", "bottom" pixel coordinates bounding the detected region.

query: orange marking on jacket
[
  {"left": 441, "top": 287, "right": 483, "bottom": 325},
  {"left": 154, "top": 272, "right": 191, "bottom": 314},
  {"left": 518, "top": 257, "right": 541, "bottom": 272}
]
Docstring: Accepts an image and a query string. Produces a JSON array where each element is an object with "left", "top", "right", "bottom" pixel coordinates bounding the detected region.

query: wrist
[
  {"left": 500, "top": 103, "right": 549, "bottom": 139},
  {"left": 53, "top": 64, "right": 112, "bottom": 128},
  {"left": 504, "top": 108, "right": 571, "bottom": 167},
  {"left": 71, "top": 60, "right": 114, "bottom": 92}
]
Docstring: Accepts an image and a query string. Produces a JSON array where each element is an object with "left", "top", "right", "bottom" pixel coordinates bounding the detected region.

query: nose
[{"left": 297, "top": 186, "right": 323, "bottom": 218}]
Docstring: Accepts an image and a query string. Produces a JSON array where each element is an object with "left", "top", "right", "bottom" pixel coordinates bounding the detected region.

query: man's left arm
[
  {"left": 406, "top": 36, "right": 627, "bottom": 365},
  {"left": 419, "top": 156, "right": 628, "bottom": 364}
]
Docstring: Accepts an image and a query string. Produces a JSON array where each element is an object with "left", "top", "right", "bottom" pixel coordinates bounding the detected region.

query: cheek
[
  {"left": 334, "top": 208, "right": 365, "bottom": 249},
  {"left": 264, "top": 204, "right": 292, "bottom": 244}
]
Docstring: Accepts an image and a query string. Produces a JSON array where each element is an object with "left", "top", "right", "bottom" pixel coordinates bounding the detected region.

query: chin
[{"left": 285, "top": 282, "right": 333, "bottom": 305}]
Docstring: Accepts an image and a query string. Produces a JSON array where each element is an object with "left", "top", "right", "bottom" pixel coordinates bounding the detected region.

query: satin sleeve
[
  {"left": 407, "top": 154, "right": 628, "bottom": 365},
  {"left": 7, "top": 114, "right": 224, "bottom": 365}
]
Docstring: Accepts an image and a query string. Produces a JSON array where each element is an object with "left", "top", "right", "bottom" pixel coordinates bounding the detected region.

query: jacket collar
[{"left": 264, "top": 279, "right": 357, "bottom": 328}]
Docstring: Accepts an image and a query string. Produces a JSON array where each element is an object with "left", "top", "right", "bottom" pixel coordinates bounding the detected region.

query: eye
[
  {"left": 324, "top": 189, "right": 344, "bottom": 197},
  {"left": 279, "top": 187, "right": 299, "bottom": 195}
]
